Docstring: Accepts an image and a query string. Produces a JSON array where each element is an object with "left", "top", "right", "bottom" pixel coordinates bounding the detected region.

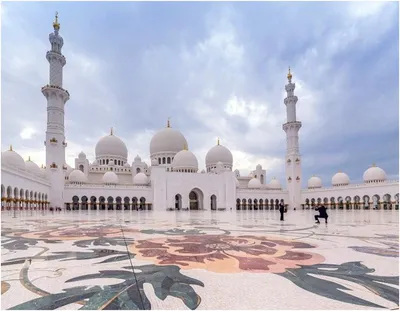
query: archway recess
[{"left": 189, "top": 188, "right": 204, "bottom": 210}]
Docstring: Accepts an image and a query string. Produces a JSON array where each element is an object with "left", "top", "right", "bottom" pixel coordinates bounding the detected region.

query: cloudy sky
[{"left": 1, "top": 1, "right": 399, "bottom": 187}]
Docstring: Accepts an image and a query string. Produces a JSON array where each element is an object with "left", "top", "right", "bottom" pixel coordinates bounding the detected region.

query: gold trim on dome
[
  {"left": 53, "top": 11, "right": 60, "bottom": 30},
  {"left": 217, "top": 137, "right": 220, "bottom": 145},
  {"left": 183, "top": 143, "right": 188, "bottom": 151},
  {"left": 9, "top": 145, "right": 13, "bottom": 151},
  {"left": 110, "top": 127, "right": 113, "bottom": 135},
  {"left": 287, "top": 66, "right": 292, "bottom": 81},
  {"left": 372, "top": 163, "right": 376, "bottom": 167}
]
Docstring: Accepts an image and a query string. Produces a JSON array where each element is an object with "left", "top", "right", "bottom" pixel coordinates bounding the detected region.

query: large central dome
[
  {"left": 95, "top": 129, "right": 128, "bottom": 160},
  {"left": 150, "top": 121, "right": 188, "bottom": 156}
]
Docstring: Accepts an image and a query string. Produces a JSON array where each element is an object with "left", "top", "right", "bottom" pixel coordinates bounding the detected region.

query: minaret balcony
[
  {"left": 50, "top": 137, "right": 58, "bottom": 145},
  {"left": 46, "top": 51, "right": 66, "bottom": 66},
  {"left": 41, "top": 84, "right": 70, "bottom": 102},
  {"left": 50, "top": 162, "right": 58, "bottom": 171},
  {"left": 62, "top": 141, "right": 67, "bottom": 147},
  {"left": 282, "top": 121, "right": 302, "bottom": 132}
]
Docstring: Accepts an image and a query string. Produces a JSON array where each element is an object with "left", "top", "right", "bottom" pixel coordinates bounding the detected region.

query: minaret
[
  {"left": 42, "top": 12, "right": 70, "bottom": 209},
  {"left": 282, "top": 67, "right": 302, "bottom": 209}
]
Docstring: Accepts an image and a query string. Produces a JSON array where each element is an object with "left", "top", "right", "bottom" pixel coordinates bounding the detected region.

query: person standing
[
  {"left": 315, "top": 204, "right": 328, "bottom": 224},
  {"left": 279, "top": 203, "right": 285, "bottom": 221}
]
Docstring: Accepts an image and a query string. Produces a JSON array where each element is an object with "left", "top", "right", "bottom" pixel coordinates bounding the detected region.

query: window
[
  {"left": 158, "top": 158, "right": 161, "bottom": 164},
  {"left": 162, "top": 157, "right": 166, "bottom": 164},
  {"left": 167, "top": 157, "right": 171, "bottom": 164}
]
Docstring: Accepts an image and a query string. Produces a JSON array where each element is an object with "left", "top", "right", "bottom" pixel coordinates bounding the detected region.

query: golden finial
[
  {"left": 183, "top": 143, "right": 188, "bottom": 151},
  {"left": 53, "top": 11, "right": 60, "bottom": 31},
  {"left": 338, "top": 170, "right": 342, "bottom": 173},
  {"left": 41, "top": 164, "right": 44, "bottom": 168},
  {"left": 28, "top": 156, "right": 31, "bottom": 161},
  {"left": 9, "top": 145, "right": 13, "bottom": 151},
  {"left": 372, "top": 163, "right": 376, "bottom": 167},
  {"left": 110, "top": 127, "right": 113, "bottom": 135},
  {"left": 287, "top": 66, "right": 292, "bottom": 81},
  {"left": 167, "top": 117, "right": 171, "bottom": 128},
  {"left": 217, "top": 137, "right": 220, "bottom": 145}
]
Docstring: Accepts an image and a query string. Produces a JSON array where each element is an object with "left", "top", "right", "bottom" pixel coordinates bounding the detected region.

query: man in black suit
[
  {"left": 279, "top": 203, "right": 285, "bottom": 221},
  {"left": 315, "top": 204, "right": 328, "bottom": 224}
]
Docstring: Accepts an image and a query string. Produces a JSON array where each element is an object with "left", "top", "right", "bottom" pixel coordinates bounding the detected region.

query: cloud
[{"left": 1, "top": 1, "right": 398, "bottom": 188}]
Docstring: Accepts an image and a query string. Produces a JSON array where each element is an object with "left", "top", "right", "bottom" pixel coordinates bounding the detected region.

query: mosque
[{"left": 1, "top": 15, "right": 399, "bottom": 212}]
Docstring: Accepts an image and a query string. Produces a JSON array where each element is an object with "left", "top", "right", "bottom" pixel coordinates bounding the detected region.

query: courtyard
[{"left": 1, "top": 209, "right": 399, "bottom": 310}]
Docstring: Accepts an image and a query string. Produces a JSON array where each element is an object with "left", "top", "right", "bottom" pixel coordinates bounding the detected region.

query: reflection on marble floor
[{"left": 1, "top": 210, "right": 399, "bottom": 310}]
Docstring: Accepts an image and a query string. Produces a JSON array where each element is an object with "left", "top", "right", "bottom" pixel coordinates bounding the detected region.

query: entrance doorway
[
  {"left": 189, "top": 188, "right": 203, "bottom": 210},
  {"left": 175, "top": 194, "right": 182, "bottom": 210},
  {"left": 211, "top": 195, "right": 217, "bottom": 210}
]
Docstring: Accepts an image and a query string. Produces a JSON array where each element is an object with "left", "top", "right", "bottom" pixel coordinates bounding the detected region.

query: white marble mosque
[{"left": 1, "top": 14, "right": 399, "bottom": 213}]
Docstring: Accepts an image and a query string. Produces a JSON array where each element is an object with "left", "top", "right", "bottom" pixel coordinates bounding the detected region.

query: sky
[{"left": 1, "top": 1, "right": 399, "bottom": 187}]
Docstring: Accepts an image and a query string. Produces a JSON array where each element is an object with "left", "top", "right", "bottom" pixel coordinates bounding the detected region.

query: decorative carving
[
  {"left": 63, "top": 165, "right": 68, "bottom": 170},
  {"left": 50, "top": 162, "right": 58, "bottom": 169},
  {"left": 288, "top": 177, "right": 292, "bottom": 182},
  {"left": 50, "top": 137, "right": 58, "bottom": 143},
  {"left": 287, "top": 159, "right": 291, "bottom": 164},
  {"left": 296, "top": 176, "right": 300, "bottom": 181},
  {"left": 295, "top": 158, "right": 300, "bottom": 163}
]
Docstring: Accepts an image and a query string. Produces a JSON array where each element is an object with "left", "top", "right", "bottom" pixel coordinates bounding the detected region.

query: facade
[{"left": 1, "top": 16, "right": 399, "bottom": 212}]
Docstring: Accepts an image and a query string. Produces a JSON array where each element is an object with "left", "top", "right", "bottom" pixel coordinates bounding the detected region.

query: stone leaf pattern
[
  {"left": 73, "top": 236, "right": 135, "bottom": 248},
  {"left": 1, "top": 236, "right": 61, "bottom": 251},
  {"left": 279, "top": 261, "right": 399, "bottom": 308},
  {"left": 2, "top": 249, "right": 131, "bottom": 266},
  {"left": 10, "top": 265, "right": 204, "bottom": 310}
]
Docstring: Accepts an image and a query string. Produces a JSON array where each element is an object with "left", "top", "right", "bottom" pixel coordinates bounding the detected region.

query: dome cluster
[
  {"left": 1, "top": 147, "right": 47, "bottom": 178},
  {"left": 307, "top": 164, "right": 388, "bottom": 189}
]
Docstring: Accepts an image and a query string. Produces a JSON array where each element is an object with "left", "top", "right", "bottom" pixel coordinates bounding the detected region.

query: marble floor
[{"left": 1, "top": 209, "right": 399, "bottom": 310}]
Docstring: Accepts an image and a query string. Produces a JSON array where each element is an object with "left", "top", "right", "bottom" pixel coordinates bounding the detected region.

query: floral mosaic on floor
[{"left": 1, "top": 211, "right": 399, "bottom": 310}]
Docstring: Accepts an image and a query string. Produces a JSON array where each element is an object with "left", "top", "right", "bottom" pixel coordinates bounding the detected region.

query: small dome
[
  {"left": 151, "top": 159, "right": 158, "bottom": 166},
  {"left": 150, "top": 126, "right": 188, "bottom": 156},
  {"left": 69, "top": 169, "right": 87, "bottom": 183},
  {"left": 201, "top": 169, "right": 206, "bottom": 173},
  {"left": 332, "top": 171, "right": 350, "bottom": 186},
  {"left": 205, "top": 143, "right": 233, "bottom": 169},
  {"left": 256, "top": 164, "right": 262, "bottom": 170},
  {"left": 308, "top": 176, "right": 322, "bottom": 189},
  {"left": 92, "top": 160, "right": 99, "bottom": 166},
  {"left": 109, "top": 160, "right": 115, "bottom": 166},
  {"left": 78, "top": 151, "right": 86, "bottom": 159},
  {"left": 1, "top": 148, "right": 26, "bottom": 170},
  {"left": 133, "top": 172, "right": 149, "bottom": 185},
  {"left": 269, "top": 177, "right": 282, "bottom": 190},
  {"left": 134, "top": 155, "right": 141, "bottom": 162},
  {"left": 95, "top": 132, "right": 128, "bottom": 160},
  {"left": 124, "top": 162, "right": 130, "bottom": 168},
  {"left": 248, "top": 178, "right": 261, "bottom": 189},
  {"left": 363, "top": 165, "right": 386, "bottom": 183},
  {"left": 102, "top": 171, "right": 119, "bottom": 184},
  {"left": 25, "top": 157, "right": 41, "bottom": 175},
  {"left": 172, "top": 149, "right": 198, "bottom": 171}
]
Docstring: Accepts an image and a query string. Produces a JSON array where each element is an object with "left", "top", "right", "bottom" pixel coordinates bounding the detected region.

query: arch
[
  {"left": 259, "top": 198, "right": 264, "bottom": 210},
  {"left": 116, "top": 196, "right": 122, "bottom": 210},
  {"left": 242, "top": 198, "right": 247, "bottom": 210},
  {"left": 317, "top": 198, "right": 322, "bottom": 204},
  {"left": 354, "top": 196, "right": 361, "bottom": 210},
  {"left": 345, "top": 196, "right": 352, "bottom": 210},
  {"left": 162, "top": 157, "right": 166, "bottom": 164},
  {"left": 136, "top": 167, "right": 141, "bottom": 174},
  {"left": 81, "top": 196, "right": 88, "bottom": 210},
  {"left": 253, "top": 199, "right": 258, "bottom": 210},
  {"left": 383, "top": 194, "right": 391, "bottom": 210},
  {"left": 14, "top": 187, "right": 19, "bottom": 199},
  {"left": 275, "top": 199, "right": 279, "bottom": 210},
  {"left": 362, "top": 195, "right": 370, "bottom": 210},
  {"left": 330, "top": 197, "right": 336, "bottom": 209},
  {"left": 90, "top": 196, "right": 97, "bottom": 210},
  {"left": 311, "top": 198, "right": 316, "bottom": 208},
  {"left": 372, "top": 194, "right": 380, "bottom": 210},
  {"left": 236, "top": 198, "right": 241, "bottom": 210},
  {"left": 270, "top": 199, "right": 274, "bottom": 209},
  {"left": 107, "top": 196, "right": 114, "bottom": 210},
  {"left": 139, "top": 197, "right": 146, "bottom": 210},
  {"left": 337, "top": 196, "right": 344, "bottom": 210},
  {"left": 265, "top": 198, "right": 269, "bottom": 210},
  {"left": 323, "top": 197, "right": 329, "bottom": 205},
  {"left": 211, "top": 195, "right": 217, "bottom": 210},
  {"left": 158, "top": 158, "right": 161, "bottom": 164},
  {"left": 1, "top": 184, "right": 4, "bottom": 198},
  {"left": 124, "top": 196, "right": 130, "bottom": 210},
  {"left": 167, "top": 157, "right": 171, "bottom": 164},
  {"left": 72, "top": 195, "right": 79, "bottom": 210},
  {"left": 189, "top": 188, "right": 204, "bottom": 210},
  {"left": 132, "top": 197, "right": 138, "bottom": 210},
  {"left": 175, "top": 194, "right": 182, "bottom": 210},
  {"left": 248, "top": 198, "right": 252, "bottom": 210},
  {"left": 99, "top": 196, "right": 106, "bottom": 210},
  {"left": 260, "top": 174, "right": 264, "bottom": 184},
  {"left": 305, "top": 198, "right": 310, "bottom": 209},
  {"left": 79, "top": 164, "right": 84, "bottom": 172}
]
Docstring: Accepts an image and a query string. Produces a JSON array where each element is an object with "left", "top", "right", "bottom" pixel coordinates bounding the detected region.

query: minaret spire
[
  {"left": 282, "top": 67, "right": 302, "bottom": 210},
  {"left": 42, "top": 13, "right": 70, "bottom": 209}
]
